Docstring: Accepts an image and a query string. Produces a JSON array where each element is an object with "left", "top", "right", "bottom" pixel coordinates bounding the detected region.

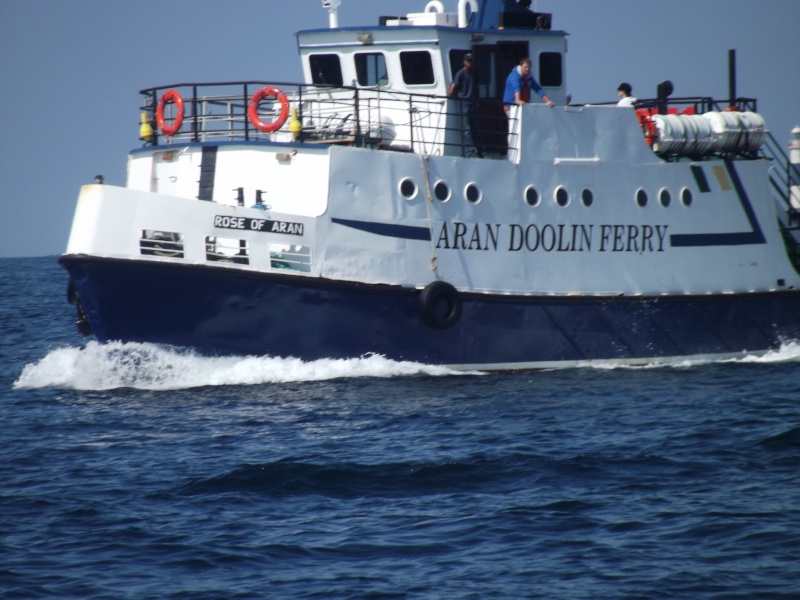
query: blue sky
[{"left": 1, "top": 0, "right": 798, "bottom": 258}]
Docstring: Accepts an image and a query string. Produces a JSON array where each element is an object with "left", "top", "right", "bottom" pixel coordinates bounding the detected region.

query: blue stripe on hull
[{"left": 60, "top": 257, "right": 800, "bottom": 368}]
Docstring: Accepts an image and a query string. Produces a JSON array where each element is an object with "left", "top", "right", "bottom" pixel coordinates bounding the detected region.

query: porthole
[
  {"left": 465, "top": 183, "right": 481, "bottom": 204},
  {"left": 659, "top": 188, "right": 671, "bottom": 207},
  {"left": 581, "top": 188, "right": 594, "bottom": 207},
  {"left": 524, "top": 185, "right": 540, "bottom": 207},
  {"left": 636, "top": 188, "right": 648, "bottom": 207},
  {"left": 681, "top": 187, "right": 693, "bottom": 207},
  {"left": 399, "top": 178, "right": 417, "bottom": 200},
  {"left": 434, "top": 180, "right": 450, "bottom": 202},
  {"left": 555, "top": 186, "right": 569, "bottom": 207}
]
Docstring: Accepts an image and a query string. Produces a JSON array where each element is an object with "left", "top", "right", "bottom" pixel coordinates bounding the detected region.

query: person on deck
[
  {"left": 503, "top": 58, "right": 555, "bottom": 110},
  {"left": 449, "top": 53, "right": 485, "bottom": 158},
  {"left": 616, "top": 82, "right": 637, "bottom": 107}
]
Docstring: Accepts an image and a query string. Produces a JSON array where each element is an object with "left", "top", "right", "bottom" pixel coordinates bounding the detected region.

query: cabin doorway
[{"left": 472, "top": 42, "right": 529, "bottom": 155}]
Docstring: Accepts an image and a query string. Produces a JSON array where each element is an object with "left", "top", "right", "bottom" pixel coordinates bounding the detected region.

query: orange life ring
[
  {"left": 635, "top": 109, "right": 657, "bottom": 146},
  {"left": 248, "top": 86, "right": 289, "bottom": 133},
  {"left": 156, "top": 89, "right": 185, "bottom": 136}
]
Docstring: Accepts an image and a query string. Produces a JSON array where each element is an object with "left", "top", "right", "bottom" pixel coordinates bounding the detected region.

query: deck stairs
[{"left": 764, "top": 132, "right": 800, "bottom": 273}]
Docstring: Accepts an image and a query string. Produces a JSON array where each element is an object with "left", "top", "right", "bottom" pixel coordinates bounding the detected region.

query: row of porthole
[{"left": 399, "top": 177, "right": 695, "bottom": 208}]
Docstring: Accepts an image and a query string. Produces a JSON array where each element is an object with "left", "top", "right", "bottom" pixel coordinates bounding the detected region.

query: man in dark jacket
[{"left": 449, "top": 53, "right": 485, "bottom": 157}]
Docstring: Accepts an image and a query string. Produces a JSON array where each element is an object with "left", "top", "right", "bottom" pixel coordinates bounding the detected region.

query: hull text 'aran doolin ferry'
[{"left": 60, "top": 0, "right": 800, "bottom": 371}]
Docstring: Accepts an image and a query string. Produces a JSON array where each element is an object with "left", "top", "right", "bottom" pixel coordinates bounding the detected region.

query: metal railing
[
  {"left": 140, "top": 81, "right": 515, "bottom": 158},
  {"left": 585, "top": 96, "right": 758, "bottom": 115},
  {"left": 762, "top": 130, "right": 800, "bottom": 271}
]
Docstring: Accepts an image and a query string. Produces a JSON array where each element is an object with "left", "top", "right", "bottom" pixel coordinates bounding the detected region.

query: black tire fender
[{"left": 418, "top": 281, "right": 462, "bottom": 329}]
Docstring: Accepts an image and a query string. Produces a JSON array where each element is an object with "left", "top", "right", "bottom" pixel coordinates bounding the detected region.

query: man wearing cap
[
  {"left": 617, "top": 82, "right": 637, "bottom": 107},
  {"left": 449, "top": 53, "right": 485, "bottom": 157}
]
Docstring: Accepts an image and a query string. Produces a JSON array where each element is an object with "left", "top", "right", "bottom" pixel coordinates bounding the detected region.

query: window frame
[{"left": 399, "top": 50, "right": 436, "bottom": 86}]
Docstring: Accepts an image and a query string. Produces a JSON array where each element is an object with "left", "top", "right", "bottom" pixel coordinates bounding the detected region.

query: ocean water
[{"left": 3, "top": 256, "right": 800, "bottom": 599}]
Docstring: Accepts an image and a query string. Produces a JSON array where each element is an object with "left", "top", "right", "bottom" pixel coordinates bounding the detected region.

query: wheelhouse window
[
  {"left": 538, "top": 52, "right": 562, "bottom": 87},
  {"left": 448, "top": 49, "right": 471, "bottom": 77},
  {"left": 400, "top": 51, "right": 435, "bottom": 85},
  {"left": 355, "top": 52, "right": 388, "bottom": 87},
  {"left": 309, "top": 54, "right": 343, "bottom": 86}
]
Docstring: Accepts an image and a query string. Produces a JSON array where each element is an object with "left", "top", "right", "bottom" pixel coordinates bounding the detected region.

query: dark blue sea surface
[{"left": 3, "top": 256, "right": 800, "bottom": 599}]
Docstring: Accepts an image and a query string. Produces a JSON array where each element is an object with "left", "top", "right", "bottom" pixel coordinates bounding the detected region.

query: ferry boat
[{"left": 60, "top": 0, "right": 800, "bottom": 370}]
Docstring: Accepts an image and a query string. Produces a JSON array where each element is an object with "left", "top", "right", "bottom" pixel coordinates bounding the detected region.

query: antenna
[{"left": 322, "top": 0, "right": 342, "bottom": 28}]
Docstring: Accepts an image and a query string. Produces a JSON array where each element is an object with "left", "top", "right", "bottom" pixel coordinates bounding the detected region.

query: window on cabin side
[
  {"left": 538, "top": 52, "right": 562, "bottom": 87},
  {"left": 400, "top": 51, "right": 435, "bottom": 85},
  {"left": 309, "top": 54, "right": 343, "bottom": 86},
  {"left": 355, "top": 53, "right": 388, "bottom": 87},
  {"left": 448, "top": 49, "right": 471, "bottom": 77}
]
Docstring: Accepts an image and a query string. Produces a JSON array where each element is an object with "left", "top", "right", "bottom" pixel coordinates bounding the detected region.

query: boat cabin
[
  {"left": 297, "top": 8, "right": 567, "bottom": 103},
  {"left": 293, "top": 0, "right": 567, "bottom": 154},
  {"left": 134, "top": 0, "right": 568, "bottom": 162}
]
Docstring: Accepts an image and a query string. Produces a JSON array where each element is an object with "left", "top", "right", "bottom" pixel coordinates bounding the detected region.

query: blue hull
[{"left": 60, "top": 256, "right": 800, "bottom": 368}]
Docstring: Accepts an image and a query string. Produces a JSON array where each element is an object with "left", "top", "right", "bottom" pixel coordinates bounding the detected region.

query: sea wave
[
  {"left": 175, "top": 450, "right": 714, "bottom": 501},
  {"left": 177, "top": 457, "right": 527, "bottom": 499},
  {"left": 12, "top": 341, "right": 463, "bottom": 391}
]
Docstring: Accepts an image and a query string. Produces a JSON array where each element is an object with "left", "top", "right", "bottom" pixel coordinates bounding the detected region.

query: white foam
[
  {"left": 585, "top": 341, "right": 800, "bottom": 371},
  {"left": 13, "top": 341, "right": 463, "bottom": 391},
  {"left": 16, "top": 340, "right": 800, "bottom": 390},
  {"left": 728, "top": 340, "right": 800, "bottom": 364}
]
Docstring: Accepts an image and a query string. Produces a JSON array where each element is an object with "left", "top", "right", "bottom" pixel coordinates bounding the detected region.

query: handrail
[
  {"left": 764, "top": 129, "right": 800, "bottom": 216},
  {"left": 142, "top": 82, "right": 772, "bottom": 162},
  {"left": 140, "top": 80, "right": 516, "bottom": 158},
  {"left": 759, "top": 127, "right": 800, "bottom": 272},
  {"left": 575, "top": 95, "right": 758, "bottom": 114}
]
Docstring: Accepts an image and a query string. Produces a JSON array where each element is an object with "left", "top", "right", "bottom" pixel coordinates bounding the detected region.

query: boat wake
[
  {"left": 15, "top": 340, "right": 800, "bottom": 391},
  {"left": 13, "top": 341, "right": 464, "bottom": 391},
  {"left": 586, "top": 340, "right": 800, "bottom": 370}
]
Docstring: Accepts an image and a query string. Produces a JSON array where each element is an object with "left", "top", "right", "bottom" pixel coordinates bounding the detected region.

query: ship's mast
[{"left": 322, "top": 0, "right": 342, "bottom": 28}]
